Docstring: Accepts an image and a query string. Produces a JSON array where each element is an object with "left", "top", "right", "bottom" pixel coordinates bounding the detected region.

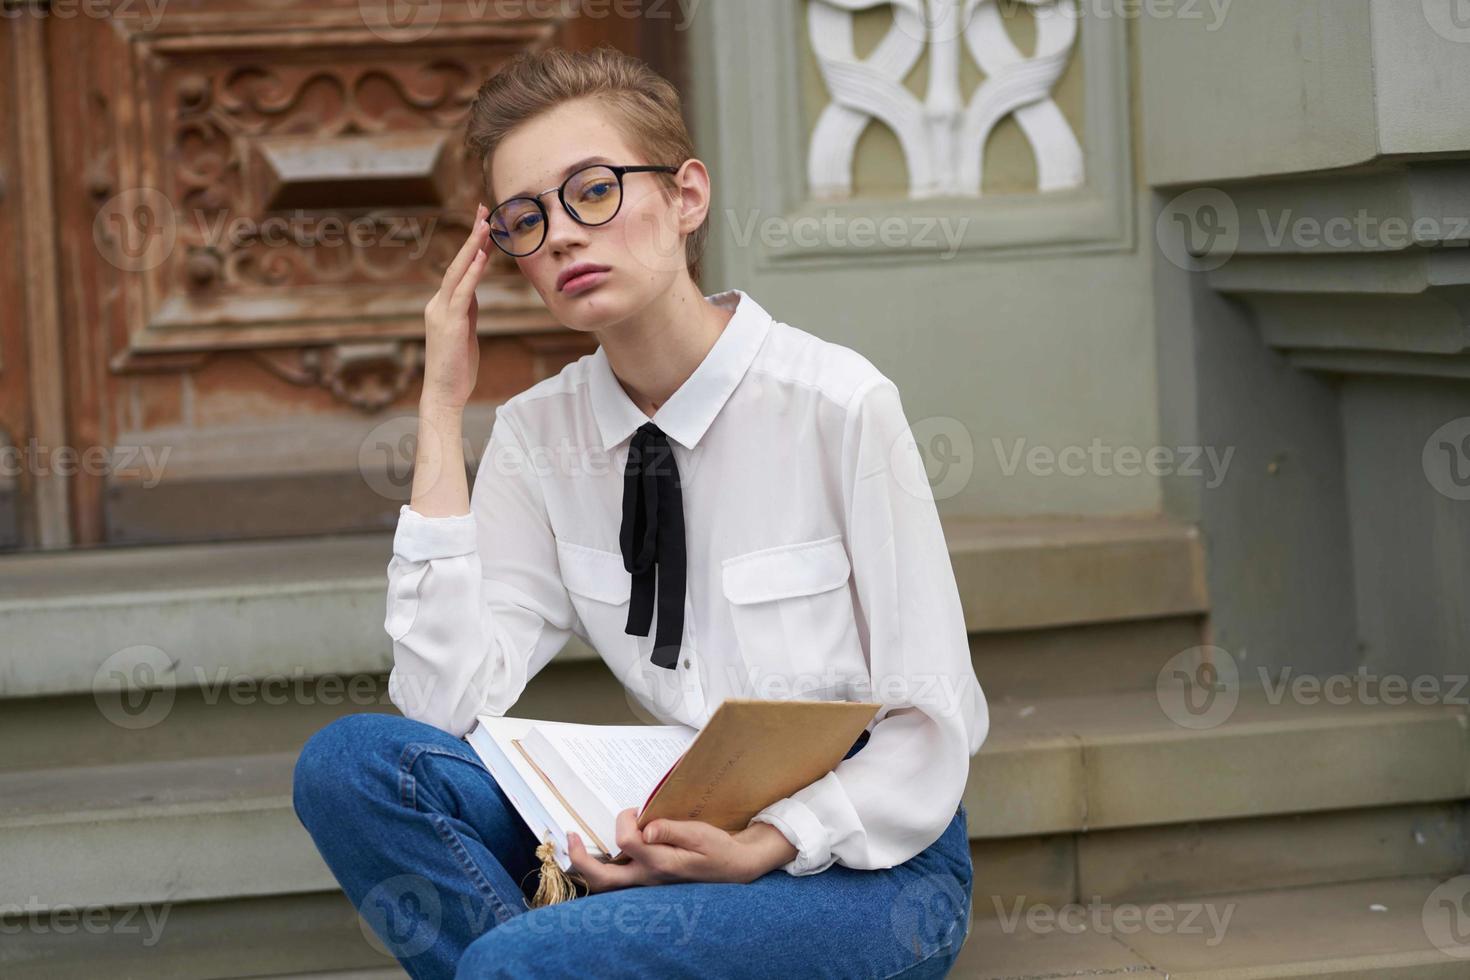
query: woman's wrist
[
  {"left": 736, "top": 821, "right": 799, "bottom": 878},
  {"left": 419, "top": 395, "right": 465, "bottom": 422}
]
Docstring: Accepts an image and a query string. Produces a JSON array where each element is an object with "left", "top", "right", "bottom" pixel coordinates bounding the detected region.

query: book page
[{"left": 529, "top": 725, "right": 695, "bottom": 816}]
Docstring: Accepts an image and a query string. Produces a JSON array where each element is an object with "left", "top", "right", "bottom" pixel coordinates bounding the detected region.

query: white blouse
[{"left": 384, "top": 287, "right": 990, "bottom": 876}]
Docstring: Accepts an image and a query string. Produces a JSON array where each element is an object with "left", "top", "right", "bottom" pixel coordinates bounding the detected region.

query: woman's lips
[{"left": 560, "top": 268, "right": 609, "bottom": 296}]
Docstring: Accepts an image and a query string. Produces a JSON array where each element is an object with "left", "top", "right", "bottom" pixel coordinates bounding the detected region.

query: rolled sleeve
[
  {"left": 392, "top": 506, "right": 477, "bottom": 563},
  {"left": 385, "top": 405, "right": 578, "bottom": 738}
]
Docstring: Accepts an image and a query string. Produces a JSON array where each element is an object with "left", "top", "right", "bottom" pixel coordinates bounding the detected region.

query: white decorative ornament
[{"left": 808, "top": 0, "right": 1083, "bottom": 199}]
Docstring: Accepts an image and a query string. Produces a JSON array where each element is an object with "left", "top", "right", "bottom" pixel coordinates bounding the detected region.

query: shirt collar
[{"left": 588, "top": 287, "right": 772, "bottom": 452}]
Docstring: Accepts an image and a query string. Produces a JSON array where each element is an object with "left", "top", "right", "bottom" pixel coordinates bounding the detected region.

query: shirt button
[{"left": 682, "top": 659, "right": 691, "bottom": 669}]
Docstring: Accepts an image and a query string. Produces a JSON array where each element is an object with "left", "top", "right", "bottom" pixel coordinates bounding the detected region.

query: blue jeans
[{"left": 293, "top": 713, "right": 974, "bottom": 979}]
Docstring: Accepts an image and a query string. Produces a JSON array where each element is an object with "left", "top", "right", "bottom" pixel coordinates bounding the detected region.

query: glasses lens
[
  {"left": 488, "top": 199, "right": 545, "bottom": 256},
  {"left": 563, "top": 166, "right": 622, "bottom": 226}
]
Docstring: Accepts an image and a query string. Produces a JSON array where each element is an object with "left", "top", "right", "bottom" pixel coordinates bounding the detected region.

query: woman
[{"left": 293, "top": 45, "right": 988, "bottom": 979}]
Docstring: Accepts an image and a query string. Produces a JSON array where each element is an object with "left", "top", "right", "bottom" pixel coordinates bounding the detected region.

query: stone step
[
  {"left": 967, "top": 687, "right": 1470, "bottom": 838},
  {"left": 6, "top": 686, "right": 1462, "bottom": 914},
  {"left": 0, "top": 891, "right": 399, "bottom": 980},
  {"left": 952, "top": 874, "right": 1470, "bottom": 978},
  {"left": 0, "top": 752, "right": 330, "bottom": 911},
  {"left": 7, "top": 873, "right": 1467, "bottom": 978},
  {"left": 0, "top": 515, "right": 1204, "bottom": 699}
]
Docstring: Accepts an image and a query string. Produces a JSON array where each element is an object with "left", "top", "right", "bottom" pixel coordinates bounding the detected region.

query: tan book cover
[{"left": 636, "top": 697, "right": 880, "bottom": 833}]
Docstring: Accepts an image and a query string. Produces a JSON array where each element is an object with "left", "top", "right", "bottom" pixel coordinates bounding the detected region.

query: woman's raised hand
[{"left": 421, "top": 204, "right": 493, "bottom": 411}]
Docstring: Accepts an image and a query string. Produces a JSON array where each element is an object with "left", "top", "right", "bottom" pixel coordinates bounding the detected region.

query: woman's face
[{"left": 489, "top": 97, "right": 696, "bottom": 332}]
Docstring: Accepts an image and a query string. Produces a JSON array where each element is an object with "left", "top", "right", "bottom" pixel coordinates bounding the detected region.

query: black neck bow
[{"left": 619, "top": 421, "right": 686, "bottom": 670}]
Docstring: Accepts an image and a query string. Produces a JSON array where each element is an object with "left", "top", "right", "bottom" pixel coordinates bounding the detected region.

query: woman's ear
[{"left": 673, "top": 158, "right": 712, "bottom": 236}]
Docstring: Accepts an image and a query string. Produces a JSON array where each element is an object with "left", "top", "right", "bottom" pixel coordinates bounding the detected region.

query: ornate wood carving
[
  {"left": 251, "top": 341, "right": 425, "bottom": 414},
  {"left": 90, "top": 12, "right": 570, "bottom": 407}
]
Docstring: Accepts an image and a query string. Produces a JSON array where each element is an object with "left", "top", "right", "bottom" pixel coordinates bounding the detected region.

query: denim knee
[
  {"left": 454, "top": 921, "right": 540, "bottom": 980},
  {"left": 293, "top": 712, "right": 407, "bottom": 827}
]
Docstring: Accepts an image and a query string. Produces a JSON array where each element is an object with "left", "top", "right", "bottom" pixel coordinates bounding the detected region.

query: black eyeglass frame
[{"left": 485, "top": 163, "right": 682, "bottom": 257}]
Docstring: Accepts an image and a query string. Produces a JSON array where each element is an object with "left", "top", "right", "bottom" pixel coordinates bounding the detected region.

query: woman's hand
[
  {"left": 421, "top": 204, "right": 492, "bottom": 412},
  {"left": 566, "top": 809, "right": 799, "bottom": 894}
]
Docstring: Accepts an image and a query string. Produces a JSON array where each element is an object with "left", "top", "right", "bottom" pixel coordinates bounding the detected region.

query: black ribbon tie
[{"left": 619, "top": 421, "right": 686, "bottom": 670}]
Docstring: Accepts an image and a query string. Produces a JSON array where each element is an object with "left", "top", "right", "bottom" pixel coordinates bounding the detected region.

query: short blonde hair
[{"left": 465, "top": 45, "right": 707, "bottom": 284}]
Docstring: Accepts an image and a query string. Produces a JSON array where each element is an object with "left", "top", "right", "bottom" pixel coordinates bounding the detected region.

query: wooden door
[{"left": 0, "top": 0, "right": 685, "bottom": 550}]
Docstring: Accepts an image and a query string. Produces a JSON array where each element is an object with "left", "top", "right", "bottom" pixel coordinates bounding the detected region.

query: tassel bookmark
[{"left": 524, "top": 836, "right": 587, "bottom": 909}]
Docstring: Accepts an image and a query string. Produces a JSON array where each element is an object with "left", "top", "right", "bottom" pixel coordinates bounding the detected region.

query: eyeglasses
[{"left": 485, "top": 163, "right": 681, "bottom": 257}]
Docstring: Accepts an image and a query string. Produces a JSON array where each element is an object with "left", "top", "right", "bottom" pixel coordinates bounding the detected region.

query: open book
[{"left": 464, "top": 697, "right": 880, "bottom": 877}]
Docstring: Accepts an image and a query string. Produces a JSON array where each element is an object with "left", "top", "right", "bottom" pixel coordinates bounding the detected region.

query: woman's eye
[
  {"left": 578, "top": 180, "right": 615, "bottom": 201},
  {"left": 514, "top": 213, "right": 542, "bottom": 234}
]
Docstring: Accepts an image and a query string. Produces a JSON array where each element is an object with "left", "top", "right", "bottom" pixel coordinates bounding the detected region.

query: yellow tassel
[{"left": 524, "top": 837, "right": 587, "bottom": 909}]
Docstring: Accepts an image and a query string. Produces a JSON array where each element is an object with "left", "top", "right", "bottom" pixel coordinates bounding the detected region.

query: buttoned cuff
[
  {"left": 393, "top": 504, "right": 477, "bottom": 563},
  {"left": 747, "top": 795, "right": 836, "bottom": 876}
]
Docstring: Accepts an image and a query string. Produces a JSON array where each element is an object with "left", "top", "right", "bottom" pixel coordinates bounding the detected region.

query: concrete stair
[
  {"left": 954, "top": 874, "right": 1470, "bottom": 978},
  {"left": 3, "top": 516, "right": 1464, "bottom": 977}
]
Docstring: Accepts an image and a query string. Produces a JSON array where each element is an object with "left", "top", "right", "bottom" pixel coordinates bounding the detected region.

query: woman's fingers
[
  {"left": 446, "top": 245, "right": 488, "bottom": 321},
  {"left": 440, "top": 204, "right": 490, "bottom": 295},
  {"left": 567, "top": 832, "right": 644, "bottom": 893}
]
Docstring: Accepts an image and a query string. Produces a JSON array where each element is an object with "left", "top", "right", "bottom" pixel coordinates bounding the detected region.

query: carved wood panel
[{"left": 20, "top": 0, "right": 684, "bottom": 547}]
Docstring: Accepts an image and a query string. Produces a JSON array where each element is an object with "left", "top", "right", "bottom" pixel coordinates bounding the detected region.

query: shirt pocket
[
  {"left": 555, "top": 537, "right": 686, "bottom": 719},
  {"left": 720, "top": 533, "right": 869, "bottom": 698},
  {"left": 554, "top": 537, "right": 631, "bottom": 641}
]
